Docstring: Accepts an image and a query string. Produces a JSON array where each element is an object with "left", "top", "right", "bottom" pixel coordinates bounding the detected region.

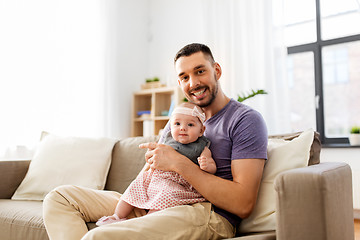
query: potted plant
[
  {"left": 349, "top": 126, "right": 360, "bottom": 146},
  {"left": 141, "top": 77, "right": 165, "bottom": 89}
]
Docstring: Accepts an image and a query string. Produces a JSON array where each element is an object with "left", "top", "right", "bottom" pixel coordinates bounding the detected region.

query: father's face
[{"left": 175, "top": 52, "right": 219, "bottom": 108}]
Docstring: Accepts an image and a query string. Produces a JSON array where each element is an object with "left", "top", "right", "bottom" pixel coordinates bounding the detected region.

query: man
[{"left": 43, "top": 43, "right": 267, "bottom": 239}]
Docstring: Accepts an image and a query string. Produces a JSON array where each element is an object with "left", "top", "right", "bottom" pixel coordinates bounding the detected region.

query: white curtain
[
  {"left": 0, "top": 0, "right": 150, "bottom": 160},
  {"left": 0, "top": 0, "right": 106, "bottom": 158},
  {"left": 203, "top": 0, "right": 291, "bottom": 134}
]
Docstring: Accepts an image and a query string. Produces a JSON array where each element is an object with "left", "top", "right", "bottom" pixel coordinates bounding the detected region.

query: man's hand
[{"left": 139, "top": 142, "right": 185, "bottom": 171}]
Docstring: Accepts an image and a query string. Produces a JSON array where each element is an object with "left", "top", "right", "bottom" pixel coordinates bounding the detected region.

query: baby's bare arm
[{"left": 197, "top": 147, "right": 216, "bottom": 174}]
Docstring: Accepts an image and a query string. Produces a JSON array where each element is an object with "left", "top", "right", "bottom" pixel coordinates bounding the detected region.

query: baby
[{"left": 96, "top": 102, "right": 216, "bottom": 226}]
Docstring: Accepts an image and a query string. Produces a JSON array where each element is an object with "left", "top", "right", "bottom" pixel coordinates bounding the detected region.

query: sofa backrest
[
  {"left": 104, "top": 135, "right": 159, "bottom": 193},
  {"left": 104, "top": 131, "right": 321, "bottom": 194}
]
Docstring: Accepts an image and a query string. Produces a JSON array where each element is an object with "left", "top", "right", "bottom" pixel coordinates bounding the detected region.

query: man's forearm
[{"left": 175, "top": 157, "right": 264, "bottom": 219}]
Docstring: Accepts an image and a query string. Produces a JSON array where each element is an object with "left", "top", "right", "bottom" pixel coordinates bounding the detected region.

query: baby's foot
[{"left": 96, "top": 214, "right": 127, "bottom": 226}]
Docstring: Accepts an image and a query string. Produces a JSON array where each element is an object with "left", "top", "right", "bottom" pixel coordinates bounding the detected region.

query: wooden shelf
[{"left": 131, "top": 86, "right": 184, "bottom": 137}]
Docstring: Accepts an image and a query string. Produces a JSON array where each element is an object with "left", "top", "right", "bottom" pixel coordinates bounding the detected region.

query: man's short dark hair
[{"left": 174, "top": 43, "right": 215, "bottom": 64}]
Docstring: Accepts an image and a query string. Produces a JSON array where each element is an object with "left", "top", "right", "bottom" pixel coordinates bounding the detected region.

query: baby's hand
[{"left": 198, "top": 156, "right": 216, "bottom": 174}]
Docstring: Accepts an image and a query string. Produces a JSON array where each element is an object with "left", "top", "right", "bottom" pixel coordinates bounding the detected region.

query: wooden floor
[{"left": 355, "top": 219, "right": 360, "bottom": 240}]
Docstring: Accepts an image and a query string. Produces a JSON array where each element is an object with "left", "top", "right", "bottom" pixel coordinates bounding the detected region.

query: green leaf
[{"left": 237, "top": 89, "right": 268, "bottom": 102}]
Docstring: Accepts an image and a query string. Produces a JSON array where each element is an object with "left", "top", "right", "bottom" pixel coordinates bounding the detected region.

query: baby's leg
[
  {"left": 96, "top": 200, "right": 135, "bottom": 226},
  {"left": 114, "top": 200, "right": 135, "bottom": 218}
]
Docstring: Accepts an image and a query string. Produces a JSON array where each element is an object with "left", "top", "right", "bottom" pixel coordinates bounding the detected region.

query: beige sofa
[{"left": 0, "top": 133, "right": 355, "bottom": 240}]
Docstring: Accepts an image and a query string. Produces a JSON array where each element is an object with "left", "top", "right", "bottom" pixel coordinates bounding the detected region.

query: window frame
[{"left": 287, "top": 0, "right": 360, "bottom": 146}]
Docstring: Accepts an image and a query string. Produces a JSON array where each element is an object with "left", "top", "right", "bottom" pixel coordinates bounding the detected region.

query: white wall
[
  {"left": 321, "top": 148, "right": 360, "bottom": 166},
  {"left": 146, "top": 0, "right": 206, "bottom": 88},
  {"left": 101, "top": 0, "right": 149, "bottom": 138},
  {"left": 321, "top": 148, "right": 360, "bottom": 209},
  {"left": 105, "top": 0, "right": 207, "bottom": 137}
]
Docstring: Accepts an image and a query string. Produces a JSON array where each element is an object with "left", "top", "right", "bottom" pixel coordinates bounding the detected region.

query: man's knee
[
  {"left": 44, "top": 184, "right": 73, "bottom": 200},
  {"left": 43, "top": 185, "right": 77, "bottom": 211},
  {"left": 82, "top": 227, "right": 102, "bottom": 240},
  {"left": 82, "top": 226, "right": 126, "bottom": 240}
]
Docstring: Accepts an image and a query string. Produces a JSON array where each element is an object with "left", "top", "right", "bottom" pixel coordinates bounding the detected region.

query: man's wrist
[{"left": 174, "top": 154, "right": 200, "bottom": 176}]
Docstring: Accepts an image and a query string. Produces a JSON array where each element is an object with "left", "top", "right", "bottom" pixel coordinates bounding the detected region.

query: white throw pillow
[
  {"left": 12, "top": 132, "right": 117, "bottom": 201},
  {"left": 239, "top": 129, "right": 314, "bottom": 233}
]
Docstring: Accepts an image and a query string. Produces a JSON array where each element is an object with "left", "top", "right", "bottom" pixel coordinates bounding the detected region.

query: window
[
  {"left": 284, "top": 0, "right": 360, "bottom": 145},
  {"left": 286, "top": 52, "right": 317, "bottom": 132},
  {"left": 323, "top": 47, "right": 349, "bottom": 85}
]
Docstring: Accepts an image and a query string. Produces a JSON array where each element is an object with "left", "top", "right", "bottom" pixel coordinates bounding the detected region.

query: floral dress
[{"left": 121, "top": 133, "right": 210, "bottom": 210}]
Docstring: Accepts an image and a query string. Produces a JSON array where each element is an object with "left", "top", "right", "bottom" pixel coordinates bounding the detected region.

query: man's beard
[{"left": 189, "top": 75, "right": 218, "bottom": 108}]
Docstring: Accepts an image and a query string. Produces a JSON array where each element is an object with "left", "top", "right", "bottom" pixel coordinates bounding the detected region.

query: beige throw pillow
[
  {"left": 239, "top": 129, "right": 315, "bottom": 233},
  {"left": 12, "top": 132, "right": 117, "bottom": 201}
]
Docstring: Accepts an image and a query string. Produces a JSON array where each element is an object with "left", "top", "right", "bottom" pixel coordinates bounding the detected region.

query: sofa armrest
[
  {"left": 274, "top": 162, "right": 354, "bottom": 240},
  {"left": 0, "top": 160, "right": 30, "bottom": 199}
]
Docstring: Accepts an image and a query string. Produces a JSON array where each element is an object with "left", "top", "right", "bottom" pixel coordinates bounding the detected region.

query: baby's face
[{"left": 170, "top": 113, "right": 204, "bottom": 144}]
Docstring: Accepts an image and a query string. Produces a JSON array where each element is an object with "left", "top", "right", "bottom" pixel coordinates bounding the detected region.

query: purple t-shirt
[{"left": 159, "top": 99, "right": 268, "bottom": 227}]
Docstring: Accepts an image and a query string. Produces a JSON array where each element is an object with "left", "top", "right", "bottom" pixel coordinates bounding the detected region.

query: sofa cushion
[
  {"left": 105, "top": 135, "right": 159, "bottom": 193},
  {"left": 12, "top": 132, "right": 117, "bottom": 201},
  {"left": 239, "top": 129, "right": 316, "bottom": 233},
  {"left": 0, "top": 199, "right": 48, "bottom": 240},
  {"left": 268, "top": 130, "right": 321, "bottom": 166}
]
